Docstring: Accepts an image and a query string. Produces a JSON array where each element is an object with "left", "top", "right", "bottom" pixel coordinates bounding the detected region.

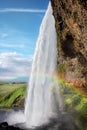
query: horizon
[{"left": 0, "top": 0, "right": 50, "bottom": 82}]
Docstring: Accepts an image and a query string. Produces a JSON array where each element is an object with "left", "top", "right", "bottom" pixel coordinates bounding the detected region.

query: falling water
[{"left": 25, "top": 2, "right": 62, "bottom": 128}]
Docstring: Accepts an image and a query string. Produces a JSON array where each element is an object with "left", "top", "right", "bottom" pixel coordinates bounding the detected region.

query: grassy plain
[{"left": 0, "top": 82, "right": 26, "bottom": 107}]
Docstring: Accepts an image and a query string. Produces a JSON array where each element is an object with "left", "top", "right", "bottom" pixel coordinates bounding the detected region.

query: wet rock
[
  {"left": 0, "top": 122, "right": 23, "bottom": 130},
  {"left": 51, "top": 0, "right": 87, "bottom": 89}
]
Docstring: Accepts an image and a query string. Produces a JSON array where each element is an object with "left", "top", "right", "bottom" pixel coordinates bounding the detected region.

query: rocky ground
[
  {"left": 0, "top": 112, "right": 78, "bottom": 130},
  {"left": 0, "top": 122, "right": 22, "bottom": 130}
]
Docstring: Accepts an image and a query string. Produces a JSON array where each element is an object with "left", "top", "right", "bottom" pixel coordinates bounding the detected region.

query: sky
[{"left": 0, "top": 0, "right": 50, "bottom": 81}]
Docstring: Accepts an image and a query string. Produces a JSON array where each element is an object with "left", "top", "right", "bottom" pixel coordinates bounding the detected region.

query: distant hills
[{"left": 0, "top": 76, "right": 29, "bottom": 83}]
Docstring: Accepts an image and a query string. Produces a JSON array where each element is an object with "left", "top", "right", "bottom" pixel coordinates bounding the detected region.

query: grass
[
  {"left": 58, "top": 79, "right": 87, "bottom": 130},
  {"left": 0, "top": 83, "right": 26, "bottom": 94},
  {"left": 0, "top": 82, "right": 26, "bottom": 107},
  {"left": 0, "top": 80, "right": 87, "bottom": 129}
]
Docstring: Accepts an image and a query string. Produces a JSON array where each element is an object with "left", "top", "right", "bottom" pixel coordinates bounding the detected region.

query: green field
[
  {"left": 0, "top": 81, "right": 87, "bottom": 129},
  {"left": 0, "top": 82, "right": 26, "bottom": 107}
]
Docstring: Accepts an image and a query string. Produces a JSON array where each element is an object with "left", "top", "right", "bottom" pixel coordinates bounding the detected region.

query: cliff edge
[{"left": 51, "top": 0, "right": 87, "bottom": 90}]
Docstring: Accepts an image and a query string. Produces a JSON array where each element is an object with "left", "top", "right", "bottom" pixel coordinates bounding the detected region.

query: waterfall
[{"left": 25, "top": 2, "right": 62, "bottom": 128}]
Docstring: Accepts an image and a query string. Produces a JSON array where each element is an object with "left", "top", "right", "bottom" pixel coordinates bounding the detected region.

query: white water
[
  {"left": 24, "top": 2, "right": 62, "bottom": 128},
  {"left": 4, "top": 2, "right": 63, "bottom": 128}
]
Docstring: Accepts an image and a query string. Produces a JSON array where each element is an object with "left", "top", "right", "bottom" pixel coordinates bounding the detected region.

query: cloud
[
  {"left": 0, "top": 8, "right": 46, "bottom": 13},
  {"left": 0, "top": 52, "right": 32, "bottom": 81},
  {"left": 0, "top": 43, "right": 25, "bottom": 49}
]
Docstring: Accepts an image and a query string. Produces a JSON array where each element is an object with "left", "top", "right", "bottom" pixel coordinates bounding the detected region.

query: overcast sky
[{"left": 0, "top": 0, "right": 49, "bottom": 81}]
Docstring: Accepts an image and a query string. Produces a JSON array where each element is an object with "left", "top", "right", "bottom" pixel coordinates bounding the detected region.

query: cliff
[{"left": 51, "top": 0, "right": 87, "bottom": 90}]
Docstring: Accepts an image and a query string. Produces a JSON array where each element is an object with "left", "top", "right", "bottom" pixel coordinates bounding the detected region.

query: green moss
[
  {"left": 76, "top": 97, "right": 87, "bottom": 130},
  {"left": 76, "top": 97, "right": 87, "bottom": 116},
  {"left": 57, "top": 63, "right": 66, "bottom": 73},
  {"left": 58, "top": 79, "right": 87, "bottom": 130}
]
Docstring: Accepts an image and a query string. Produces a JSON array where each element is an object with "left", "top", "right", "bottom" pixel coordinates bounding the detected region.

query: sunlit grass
[
  {"left": 0, "top": 83, "right": 26, "bottom": 107},
  {"left": 58, "top": 79, "right": 87, "bottom": 130}
]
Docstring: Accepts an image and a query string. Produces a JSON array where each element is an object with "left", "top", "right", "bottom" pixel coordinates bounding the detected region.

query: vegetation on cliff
[{"left": 58, "top": 79, "right": 87, "bottom": 130}]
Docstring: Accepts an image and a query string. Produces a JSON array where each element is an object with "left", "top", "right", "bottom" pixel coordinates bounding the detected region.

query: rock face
[{"left": 51, "top": 0, "right": 87, "bottom": 88}]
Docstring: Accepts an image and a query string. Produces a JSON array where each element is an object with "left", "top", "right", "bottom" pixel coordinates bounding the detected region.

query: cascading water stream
[
  {"left": 3, "top": 2, "right": 78, "bottom": 130},
  {"left": 5, "top": 2, "right": 63, "bottom": 128},
  {"left": 24, "top": 2, "right": 63, "bottom": 128}
]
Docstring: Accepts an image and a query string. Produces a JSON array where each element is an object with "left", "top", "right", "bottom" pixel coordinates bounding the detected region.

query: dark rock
[
  {"left": 0, "top": 122, "right": 23, "bottom": 130},
  {"left": 0, "top": 122, "right": 8, "bottom": 127}
]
